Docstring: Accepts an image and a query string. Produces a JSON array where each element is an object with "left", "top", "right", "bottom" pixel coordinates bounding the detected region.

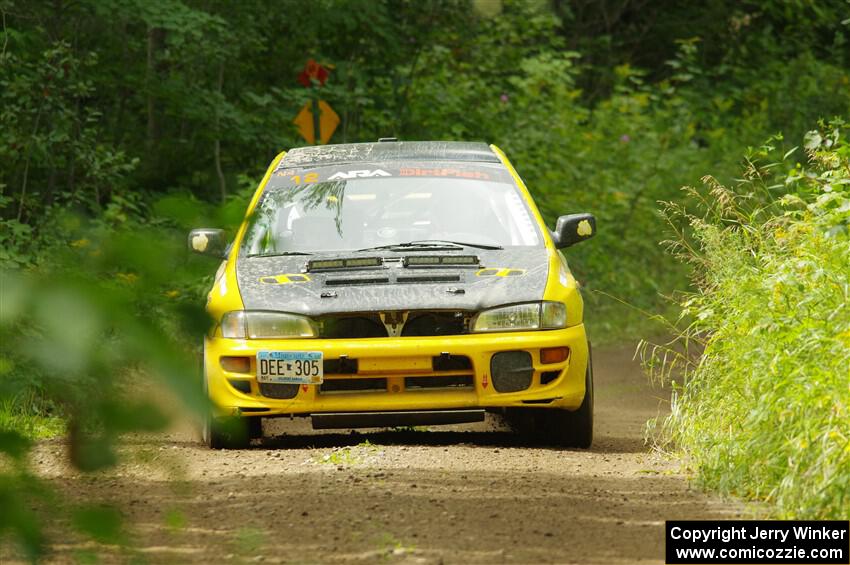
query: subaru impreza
[{"left": 190, "top": 141, "right": 596, "bottom": 448}]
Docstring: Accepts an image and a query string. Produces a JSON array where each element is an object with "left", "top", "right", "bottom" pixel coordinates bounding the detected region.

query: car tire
[
  {"left": 504, "top": 342, "right": 594, "bottom": 448},
  {"left": 502, "top": 408, "right": 546, "bottom": 444},
  {"left": 547, "top": 342, "right": 594, "bottom": 449},
  {"left": 202, "top": 361, "right": 252, "bottom": 449},
  {"left": 247, "top": 417, "right": 263, "bottom": 439},
  {"left": 203, "top": 414, "right": 253, "bottom": 449}
]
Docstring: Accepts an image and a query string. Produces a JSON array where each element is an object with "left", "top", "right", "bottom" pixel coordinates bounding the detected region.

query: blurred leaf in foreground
[{"left": 0, "top": 210, "right": 210, "bottom": 557}]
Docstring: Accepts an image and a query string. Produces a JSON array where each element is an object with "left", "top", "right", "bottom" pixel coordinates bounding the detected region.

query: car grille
[
  {"left": 258, "top": 382, "right": 299, "bottom": 399},
  {"left": 315, "top": 311, "right": 470, "bottom": 338},
  {"left": 404, "top": 375, "right": 474, "bottom": 390},
  {"left": 318, "top": 354, "right": 475, "bottom": 396},
  {"left": 320, "top": 378, "right": 387, "bottom": 393}
]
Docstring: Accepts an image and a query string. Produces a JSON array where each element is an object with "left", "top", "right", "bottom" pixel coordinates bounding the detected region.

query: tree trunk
[
  {"left": 145, "top": 26, "right": 165, "bottom": 151},
  {"left": 17, "top": 104, "right": 44, "bottom": 222},
  {"left": 214, "top": 62, "right": 226, "bottom": 202}
]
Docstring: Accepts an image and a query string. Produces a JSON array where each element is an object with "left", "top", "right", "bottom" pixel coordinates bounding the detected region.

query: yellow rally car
[{"left": 189, "top": 141, "right": 596, "bottom": 449}]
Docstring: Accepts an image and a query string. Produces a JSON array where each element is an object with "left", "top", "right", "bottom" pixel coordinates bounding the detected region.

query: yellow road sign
[{"left": 294, "top": 100, "right": 339, "bottom": 144}]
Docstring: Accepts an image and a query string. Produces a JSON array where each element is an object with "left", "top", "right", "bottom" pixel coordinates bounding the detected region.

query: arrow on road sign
[
  {"left": 294, "top": 59, "right": 338, "bottom": 144},
  {"left": 294, "top": 100, "right": 339, "bottom": 145}
]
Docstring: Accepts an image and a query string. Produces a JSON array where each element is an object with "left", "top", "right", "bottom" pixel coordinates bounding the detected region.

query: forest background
[{"left": 1, "top": 0, "right": 848, "bottom": 557}]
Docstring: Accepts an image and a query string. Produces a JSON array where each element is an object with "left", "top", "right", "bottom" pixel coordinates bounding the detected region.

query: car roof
[{"left": 277, "top": 141, "right": 500, "bottom": 169}]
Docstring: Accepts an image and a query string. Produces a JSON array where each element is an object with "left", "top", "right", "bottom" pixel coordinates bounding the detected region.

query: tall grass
[
  {"left": 643, "top": 122, "right": 850, "bottom": 519},
  {"left": 0, "top": 391, "right": 64, "bottom": 440}
]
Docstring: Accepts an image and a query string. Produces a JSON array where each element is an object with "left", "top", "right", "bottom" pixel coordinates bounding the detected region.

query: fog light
[
  {"left": 490, "top": 351, "right": 533, "bottom": 392},
  {"left": 540, "top": 347, "right": 569, "bottom": 364},
  {"left": 221, "top": 356, "right": 251, "bottom": 373}
]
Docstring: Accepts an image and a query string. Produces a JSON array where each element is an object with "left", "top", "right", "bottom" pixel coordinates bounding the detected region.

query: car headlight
[
  {"left": 471, "top": 302, "right": 566, "bottom": 333},
  {"left": 221, "top": 311, "right": 317, "bottom": 338}
]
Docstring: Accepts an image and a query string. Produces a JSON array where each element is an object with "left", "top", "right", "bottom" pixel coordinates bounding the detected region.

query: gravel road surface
[{"left": 18, "top": 344, "right": 740, "bottom": 564}]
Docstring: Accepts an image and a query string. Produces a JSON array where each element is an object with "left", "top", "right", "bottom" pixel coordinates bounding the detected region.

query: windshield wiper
[
  {"left": 357, "top": 241, "right": 462, "bottom": 252},
  {"left": 247, "top": 251, "right": 313, "bottom": 257},
  {"left": 357, "top": 240, "right": 503, "bottom": 252},
  {"left": 426, "top": 240, "right": 504, "bottom": 250}
]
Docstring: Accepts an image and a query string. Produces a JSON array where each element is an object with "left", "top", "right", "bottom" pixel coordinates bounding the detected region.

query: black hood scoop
[
  {"left": 325, "top": 276, "right": 390, "bottom": 286},
  {"left": 325, "top": 273, "right": 463, "bottom": 286},
  {"left": 397, "top": 274, "right": 461, "bottom": 284},
  {"left": 236, "top": 248, "right": 550, "bottom": 315}
]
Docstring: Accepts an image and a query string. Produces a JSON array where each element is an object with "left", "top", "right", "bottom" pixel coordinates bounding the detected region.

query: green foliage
[
  {"left": 0, "top": 472, "right": 49, "bottom": 562},
  {"left": 0, "top": 210, "right": 209, "bottom": 556},
  {"left": 644, "top": 121, "right": 850, "bottom": 519},
  {"left": 71, "top": 505, "right": 125, "bottom": 545},
  {"left": 0, "top": 392, "right": 64, "bottom": 441},
  {"left": 0, "top": 0, "right": 849, "bottom": 557},
  {"left": 2, "top": 0, "right": 848, "bottom": 328},
  {"left": 394, "top": 6, "right": 848, "bottom": 337},
  {"left": 233, "top": 526, "right": 267, "bottom": 556}
]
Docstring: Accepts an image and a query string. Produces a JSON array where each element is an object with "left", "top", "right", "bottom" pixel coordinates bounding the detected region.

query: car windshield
[{"left": 241, "top": 174, "right": 542, "bottom": 256}]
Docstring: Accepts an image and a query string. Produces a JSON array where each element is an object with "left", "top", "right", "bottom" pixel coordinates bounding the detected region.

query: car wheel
[
  {"left": 204, "top": 414, "right": 252, "bottom": 449},
  {"left": 503, "top": 408, "right": 546, "bottom": 444},
  {"left": 202, "top": 361, "right": 252, "bottom": 449},
  {"left": 246, "top": 417, "right": 263, "bottom": 439},
  {"left": 547, "top": 343, "right": 594, "bottom": 449}
]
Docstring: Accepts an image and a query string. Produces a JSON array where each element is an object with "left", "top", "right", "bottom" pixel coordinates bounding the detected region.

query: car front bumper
[{"left": 204, "top": 324, "right": 589, "bottom": 419}]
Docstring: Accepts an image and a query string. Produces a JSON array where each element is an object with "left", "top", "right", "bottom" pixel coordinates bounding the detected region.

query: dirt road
[{"left": 22, "top": 344, "right": 740, "bottom": 564}]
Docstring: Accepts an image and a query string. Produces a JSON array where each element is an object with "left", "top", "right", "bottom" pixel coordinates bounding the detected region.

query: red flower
[{"left": 297, "top": 59, "right": 330, "bottom": 88}]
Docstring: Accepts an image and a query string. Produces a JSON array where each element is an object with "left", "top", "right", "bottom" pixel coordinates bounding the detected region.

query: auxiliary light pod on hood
[
  {"left": 403, "top": 255, "right": 480, "bottom": 268},
  {"left": 305, "top": 254, "right": 481, "bottom": 273},
  {"left": 307, "top": 257, "right": 383, "bottom": 272}
]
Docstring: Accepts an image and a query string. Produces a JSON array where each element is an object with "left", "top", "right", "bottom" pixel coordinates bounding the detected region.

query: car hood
[{"left": 235, "top": 248, "right": 550, "bottom": 315}]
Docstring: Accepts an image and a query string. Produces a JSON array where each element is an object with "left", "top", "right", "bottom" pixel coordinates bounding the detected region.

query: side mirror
[
  {"left": 188, "top": 228, "right": 227, "bottom": 257},
  {"left": 551, "top": 213, "right": 596, "bottom": 249}
]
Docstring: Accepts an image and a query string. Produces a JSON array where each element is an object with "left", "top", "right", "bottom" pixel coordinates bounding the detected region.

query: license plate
[{"left": 256, "top": 351, "right": 323, "bottom": 384}]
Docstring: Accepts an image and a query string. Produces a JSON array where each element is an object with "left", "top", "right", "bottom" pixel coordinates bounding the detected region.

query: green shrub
[
  {"left": 0, "top": 209, "right": 210, "bottom": 558},
  {"left": 645, "top": 122, "right": 850, "bottom": 518}
]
